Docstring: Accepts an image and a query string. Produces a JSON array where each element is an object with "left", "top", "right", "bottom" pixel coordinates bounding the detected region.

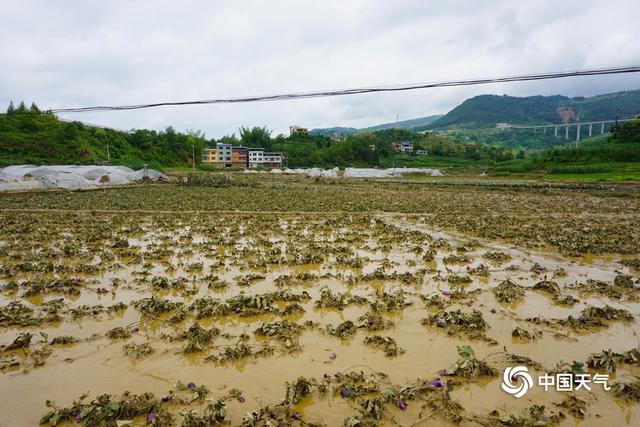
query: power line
[{"left": 10, "top": 65, "right": 640, "bottom": 114}]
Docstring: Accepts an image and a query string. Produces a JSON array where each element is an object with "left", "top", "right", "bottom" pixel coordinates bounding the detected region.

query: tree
[
  {"left": 216, "top": 134, "right": 239, "bottom": 146},
  {"left": 610, "top": 118, "right": 621, "bottom": 133},
  {"left": 610, "top": 118, "right": 640, "bottom": 144},
  {"left": 30, "top": 102, "right": 40, "bottom": 113},
  {"left": 239, "top": 126, "right": 272, "bottom": 149},
  {"left": 6, "top": 101, "right": 15, "bottom": 114}
]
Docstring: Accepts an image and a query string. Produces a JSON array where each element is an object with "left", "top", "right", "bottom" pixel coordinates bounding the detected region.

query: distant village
[{"left": 202, "top": 125, "right": 426, "bottom": 169}]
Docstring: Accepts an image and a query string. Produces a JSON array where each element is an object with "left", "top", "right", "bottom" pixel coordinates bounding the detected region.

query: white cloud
[{"left": 1, "top": 0, "right": 639, "bottom": 138}]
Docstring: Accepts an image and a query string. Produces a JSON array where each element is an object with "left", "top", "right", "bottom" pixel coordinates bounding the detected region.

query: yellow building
[
  {"left": 202, "top": 148, "right": 218, "bottom": 164},
  {"left": 202, "top": 144, "right": 250, "bottom": 168},
  {"left": 289, "top": 125, "right": 308, "bottom": 136}
]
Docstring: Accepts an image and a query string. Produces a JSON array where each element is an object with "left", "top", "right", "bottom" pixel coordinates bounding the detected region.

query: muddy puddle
[{"left": 0, "top": 212, "right": 639, "bottom": 425}]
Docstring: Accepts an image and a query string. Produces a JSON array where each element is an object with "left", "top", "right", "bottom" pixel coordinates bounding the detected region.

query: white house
[{"left": 248, "top": 148, "right": 265, "bottom": 168}]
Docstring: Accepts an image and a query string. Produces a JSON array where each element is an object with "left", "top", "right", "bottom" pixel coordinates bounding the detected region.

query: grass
[
  {"left": 547, "top": 165, "right": 615, "bottom": 174},
  {"left": 540, "top": 162, "right": 640, "bottom": 181},
  {"left": 543, "top": 172, "right": 640, "bottom": 182}
]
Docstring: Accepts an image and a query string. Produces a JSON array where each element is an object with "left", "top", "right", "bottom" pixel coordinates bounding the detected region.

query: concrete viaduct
[{"left": 495, "top": 117, "right": 637, "bottom": 141}]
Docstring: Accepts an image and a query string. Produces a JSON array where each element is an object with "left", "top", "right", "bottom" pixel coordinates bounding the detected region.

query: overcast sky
[{"left": 1, "top": 0, "right": 640, "bottom": 138}]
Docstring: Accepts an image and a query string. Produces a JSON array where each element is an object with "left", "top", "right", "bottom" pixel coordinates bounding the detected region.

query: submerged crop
[{"left": 0, "top": 179, "right": 638, "bottom": 425}]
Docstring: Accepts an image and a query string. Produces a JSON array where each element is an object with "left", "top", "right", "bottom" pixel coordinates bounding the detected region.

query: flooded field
[{"left": 1, "top": 179, "right": 640, "bottom": 426}]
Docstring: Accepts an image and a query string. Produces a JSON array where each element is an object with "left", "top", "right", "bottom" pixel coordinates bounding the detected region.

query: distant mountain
[
  {"left": 310, "top": 126, "right": 358, "bottom": 136},
  {"left": 425, "top": 90, "right": 640, "bottom": 130},
  {"left": 363, "top": 115, "right": 443, "bottom": 131},
  {"left": 311, "top": 114, "right": 443, "bottom": 136},
  {"left": 311, "top": 89, "right": 640, "bottom": 136}
]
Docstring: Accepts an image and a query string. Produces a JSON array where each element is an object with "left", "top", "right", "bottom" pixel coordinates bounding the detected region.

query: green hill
[
  {"left": 0, "top": 107, "right": 205, "bottom": 168},
  {"left": 426, "top": 90, "right": 640, "bottom": 130}
]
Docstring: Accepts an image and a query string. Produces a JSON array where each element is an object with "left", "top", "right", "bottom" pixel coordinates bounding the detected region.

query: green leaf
[
  {"left": 457, "top": 345, "right": 474, "bottom": 359},
  {"left": 104, "top": 400, "right": 120, "bottom": 415},
  {"left": 39, "top": 412, "right": 53, "bottom": 424},
  {"left": 50, "top": 413, "right": 61, "bottom": 426},
  {"left": 571, "top": 361, "right": 586, "bottom": 375}
]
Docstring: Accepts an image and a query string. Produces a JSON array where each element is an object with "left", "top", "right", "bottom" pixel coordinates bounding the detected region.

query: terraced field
[{"left": 1, "top": 177, "right": 639, "bottom": 426}]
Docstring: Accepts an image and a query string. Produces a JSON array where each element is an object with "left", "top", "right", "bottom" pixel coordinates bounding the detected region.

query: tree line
[{"left": 208, "top": 127, "right": 515, "bottom": 167}]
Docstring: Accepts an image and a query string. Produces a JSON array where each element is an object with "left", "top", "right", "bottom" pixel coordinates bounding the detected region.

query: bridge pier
[
  {"left": 576, "top": 124, "right": 581, "bottom": 141},
  {"left": 554, "top": 126, "right": 558, "bottom": 137},
  {"left": 588, "top": 123, "right": 592, "bottom": 138},
  {"left": 601, "top": 122, "right": 605, "bottom": 134},
  {"left": 565, "top": 125, "right": 569, "bottom": 139}
]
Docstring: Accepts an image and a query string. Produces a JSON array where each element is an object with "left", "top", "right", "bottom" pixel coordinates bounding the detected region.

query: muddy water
[{"left": 0, "top": 212, "right": 639, "bottom": 425}]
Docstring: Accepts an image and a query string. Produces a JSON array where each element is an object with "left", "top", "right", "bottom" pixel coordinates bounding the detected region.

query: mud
[{"left": 0, "top": 211, "right": 639, "bottom": 425}]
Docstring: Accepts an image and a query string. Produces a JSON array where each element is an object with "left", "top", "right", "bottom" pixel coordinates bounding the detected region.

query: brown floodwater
[{"left": 0, "top": 213, "right": 639, "bottom": 426}]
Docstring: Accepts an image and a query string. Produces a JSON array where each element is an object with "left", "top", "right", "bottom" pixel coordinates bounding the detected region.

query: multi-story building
[
  {"left": 289, "top": 125, "right": 308, "bottom": 136},
  {"left": 392, "top": 141, "right": 413, "bottom": 153},
  {"left": 203, "top": 144, "right": 282, "bottom": 169},
  {"left": 202, "top": 148, "right": 217, "bottom": 164},
  {"left": 231, "top": 146, "right": 248, "bottom": 168},
  {"left": 263, "top": 152, "right": 283, "bottom": 169},
  {"left": 248, "top": 148, "right": 265, "bottom": 168},
  {"left": 248, "top": 149, "right": 283, "bottom": 169},
  {"left": 217, "top": 143, "right": 232, "bottom": 166},
  {"left": 202, "top": 143, "right": 233, "bottom": 168}
]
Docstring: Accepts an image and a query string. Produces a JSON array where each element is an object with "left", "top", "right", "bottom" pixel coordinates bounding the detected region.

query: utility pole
[
  {"left": 106, "top": 142, "right": 110, "bottom": 162},
  {"left": 393, "top": 113, "right": 398, "bottom": 169},
  {"left": 192, "top": 145, "right": 196, "bottom": 172}
]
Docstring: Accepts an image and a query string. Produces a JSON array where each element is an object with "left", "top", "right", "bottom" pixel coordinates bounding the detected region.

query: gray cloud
[{"left": 1, "top": 0, "right": 639, "bottom": 138}]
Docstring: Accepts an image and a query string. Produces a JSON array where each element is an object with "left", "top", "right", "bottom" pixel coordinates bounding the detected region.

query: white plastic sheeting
[
  {"left": 0, "top": 165, "right": 168, "bottom": 191},
  {"left": 303, "top": 168, "right": 339, "bottom": 178},
  {"left": 280, "top": 167, "right": 339, "bottom": 178},
  {"left": 343, "top": 168, "right": 443, "bottom": 178},
  {"left": 40, "top": 172, "right": 95, "bottom": 190},
  {"left": 245, "top": 167, "right": 340, "bottom": 178},
  {"left": 242, "top": 167, "right": 442, "bottom": 179}
]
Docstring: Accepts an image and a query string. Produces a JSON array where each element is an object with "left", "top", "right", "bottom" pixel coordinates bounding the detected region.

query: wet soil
[{"left": 0, "top": 211, "right": 639, "bottom": 426}]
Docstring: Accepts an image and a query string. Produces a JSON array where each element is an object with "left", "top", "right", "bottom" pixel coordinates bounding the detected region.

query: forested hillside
[
  {"left": 425, "top": 90, "right": 640, "bottom": 129},
  {"left": 0, "top": 103, "right": 205, "bottom": 168}
]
